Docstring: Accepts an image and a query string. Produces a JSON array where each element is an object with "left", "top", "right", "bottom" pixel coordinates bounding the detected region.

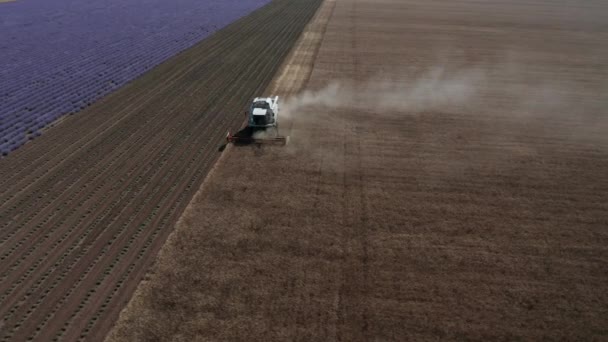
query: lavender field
[{"left": 0, "top": 0, "right": 270, "bottom": 156}]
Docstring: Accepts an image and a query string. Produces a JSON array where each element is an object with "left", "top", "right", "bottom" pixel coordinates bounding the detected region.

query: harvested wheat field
[{"left": 109, "top": 0, "right": 608, "bottom": 340}]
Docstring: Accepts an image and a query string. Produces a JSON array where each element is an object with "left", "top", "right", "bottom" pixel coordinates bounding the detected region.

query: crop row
[
  {"left": 0, "top": 6, "right": 273, "bottom": 189},
  {"left": 0, "top": 1, "right": 273, "bottom": 276},
  {"left": 0, "top": 0, "right": 281, "bottom": 296},
  {"left": 0, "top": 0, "right": 323, "bottom": 339}
]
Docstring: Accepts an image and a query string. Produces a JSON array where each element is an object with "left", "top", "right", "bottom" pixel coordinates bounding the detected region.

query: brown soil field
[
  {"left": 0, "top": 0, "right": 322, "bottom": 341},
  {"left": 109, "top": 0, "right": 608, "bottom": 340}
]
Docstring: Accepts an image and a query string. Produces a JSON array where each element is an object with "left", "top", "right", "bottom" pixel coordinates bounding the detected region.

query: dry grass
[{"left": 108, "top": 0, "right": 608, "bottom": 340}]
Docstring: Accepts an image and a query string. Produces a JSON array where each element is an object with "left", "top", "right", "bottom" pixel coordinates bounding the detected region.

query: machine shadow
[
  {"left": 231, "top": 126, "right": 256, "bottom": 146},
  {"left": 223, "top": 126, "right": 271, "bottom": 148}
]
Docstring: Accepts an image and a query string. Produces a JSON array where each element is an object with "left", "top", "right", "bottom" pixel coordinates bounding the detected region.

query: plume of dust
[
  {"left": 277, "top": 67, "right": 492, "bottom": 169},
  {"left": 281, "top": 67, "right": 487, "bottom": 121},
  {"left": 281, "top": 63, "right": 607, "bottom": 147},
  {"left": 276, "top": 63, "right": 608, "bottom": 171}
]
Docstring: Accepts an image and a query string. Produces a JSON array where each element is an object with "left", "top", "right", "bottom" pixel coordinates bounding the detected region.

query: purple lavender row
[{"left": 0, "top": 0, "right": 271, "bottom": 157}]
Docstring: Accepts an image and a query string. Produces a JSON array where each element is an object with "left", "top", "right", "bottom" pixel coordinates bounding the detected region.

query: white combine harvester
[{"left": 226, "top": 96, "right": 288, "bottom": 145}]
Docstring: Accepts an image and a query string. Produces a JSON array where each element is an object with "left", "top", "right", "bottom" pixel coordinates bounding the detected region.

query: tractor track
[{"left": 0, "top": 0, "right": 323, "bottom": 340}]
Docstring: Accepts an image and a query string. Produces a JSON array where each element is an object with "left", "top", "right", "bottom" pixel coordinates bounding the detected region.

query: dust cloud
[
  {"left": 280, "top": 63, "right": 607, "bottom": 148},
  {"left": 282, "top": 67, "right": 486, "bottom": 118}
]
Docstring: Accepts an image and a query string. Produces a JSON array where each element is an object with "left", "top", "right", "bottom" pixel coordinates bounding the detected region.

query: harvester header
[{"left": 226, "top": 95, "right": 288, "bottom": 145}]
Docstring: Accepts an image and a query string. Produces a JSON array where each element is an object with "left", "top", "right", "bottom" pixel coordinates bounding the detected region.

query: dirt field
[
  {"left": 0, "top": 1, "right": 321, "bottom": 341},
  {"left": 108, "top": 0, "right": 608, "bottom": 340}
]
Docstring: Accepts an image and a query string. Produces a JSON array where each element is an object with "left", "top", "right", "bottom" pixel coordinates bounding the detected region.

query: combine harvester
[{"left": 226, "top": 96, "right": 289, "bottom": 145}]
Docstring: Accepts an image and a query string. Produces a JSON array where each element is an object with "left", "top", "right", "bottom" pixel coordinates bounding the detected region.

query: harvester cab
[
  {"left": 226, "top": 95, "right": 288, "bottom": 145},
  {"left": 250, "top": 96, "right": 278, "bottom": 128}
]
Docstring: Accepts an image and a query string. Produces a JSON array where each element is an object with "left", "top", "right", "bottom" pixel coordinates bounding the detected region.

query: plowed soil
[
  {"left": 0, "top": 0, "right": 322, "bottom": 341},
  {"left": 108, "top": 0, "right": 608, "bottom": 340}
]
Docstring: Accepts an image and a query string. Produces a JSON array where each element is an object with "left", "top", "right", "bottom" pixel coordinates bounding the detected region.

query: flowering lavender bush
[{"left": 0, "top": 0, "right": 270, "bottom": 156}]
